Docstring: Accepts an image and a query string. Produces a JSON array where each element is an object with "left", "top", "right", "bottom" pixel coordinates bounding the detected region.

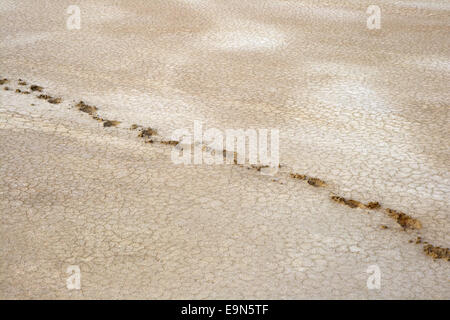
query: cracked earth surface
[{"left": 0, "top": 0, "right": 449, "bottom": 299}]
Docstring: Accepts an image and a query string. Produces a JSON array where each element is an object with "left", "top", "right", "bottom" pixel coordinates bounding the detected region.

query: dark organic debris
[
  {"left": 15, "top": 88, "right": 30, "bottom": 94},
  {"left": 385, "top": 208, "right": 422, "bottom": 230},
  {"left": 331, "top": 196, "right": 383, "bottom": 210},
  {"left": 289, "top": 173, "right": 326, "bottom": 187},
  {"left": 48, "top": 97, "right": 61, "bottom": 104},
  {"left": 290, "top": 173, "right": 307, "bottom": 180},
  {"left": 5, "top": 79, "right": 445, "bottom": 264},
  {"left": 331, "top": 196, "right": 365, "bottom": 209},
  {"left": 160, "top": 140, "right": 179, "bottom": 146},
  {"left": 37, "top": 94, "right": 61, "bottom": 104},
  {"left": 423, "top": 244, "right": 450, "bottom": 261},
  {"left": 251, "top": 165, "right": 270, "bottom": 171},
  {"left": 366, "top": 202, "right": 381, "bottom": 209},
  {"left": 221, "top": 150, "right": 239, "bottom": 164},
  {"left": 307, "top": 177, "right": 326, "bottom": 187},
  {"left": 138, "top": 127, "right": 158, "bottom": 138},
  {"left": 30, "top": 85, "right": 44, "bottom": 92},
  {"left": 76, "top": 101, "right": 98, "bottom": 116},
  {"left": 103, "top": 120, "right": 121, "bottom": 127}
]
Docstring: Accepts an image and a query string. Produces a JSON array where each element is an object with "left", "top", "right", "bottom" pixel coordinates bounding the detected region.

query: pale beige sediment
[{"left": 0, "top": 0, "right": 449, "bottom": 299}]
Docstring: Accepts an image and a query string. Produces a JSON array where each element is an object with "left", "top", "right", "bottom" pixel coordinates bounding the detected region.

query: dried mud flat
[{"left": 0, "top": 0, "right": 449, "bottom": 299}]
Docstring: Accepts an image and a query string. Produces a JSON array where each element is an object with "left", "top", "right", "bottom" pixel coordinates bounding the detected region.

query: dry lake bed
[{"left": 0, "top": 0, "right": 449, "bottom": 299}]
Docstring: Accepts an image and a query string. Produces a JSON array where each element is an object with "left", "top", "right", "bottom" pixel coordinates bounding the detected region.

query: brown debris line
[
  {"left": 289, "top": 173, "right": 326, "bottom": 187},
  {"left": 423, "top": 244, "right": 450, "bottom": 261},
  {"left": 290, "top": 173, "right": 307, "bottom": 180},
  {"left": 251, "top": 164, "right": 270, "bottom": 171},
  {"left": 160, "top": 140, "right": 179, "bottom": 146},
  {"left": 15, "top": 88, "right": 30, "bottom": 94},
  {"left": 37, "top": 94, "right": 61, "bottom": 104},
  {"left": 37, "top": 94, "right": 52, "bottom": 100},
  {"left": 5, "top": 80, "right": 448, "bottom": 264},
  {"left": 307, "top": 177, "right": 326, "bottom": 187},
  {"left": 103, "top": 120, "right": 121, "bottom": 127},
  {"left": 410, "top": 236, "right": 449, "bottom": 261},
  {"left": 138, "top": 127, "right": 158, "bottom": 138},
  {"left": 385, "top": 208, "right": 422, "bottom": 230},
  {"left": 366, "top": 202, "right": 381, "bottom": 209},
  {"left": 330, "top": 195, "right": 383, "bottom": 210},
  {"left": 250, "top": 164, "right": 281, "bottom": 170},
  {"left": 30, "top": 85, "right": 44, "bottom": 92},
  {"left": 221, "top": 149, "right": 239, "bottom": 164},
  {"left": 48, "top": 97, "right": 61, "bottom": 104},
  {"left": 331, "top": 196, "right": 366, "bottom": 209},
  {"left": 76, "top": 101, "right": 98, "bottom": 116},
  {"left": 233, "top": 152, "right": 238, "bottom": 164}
]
